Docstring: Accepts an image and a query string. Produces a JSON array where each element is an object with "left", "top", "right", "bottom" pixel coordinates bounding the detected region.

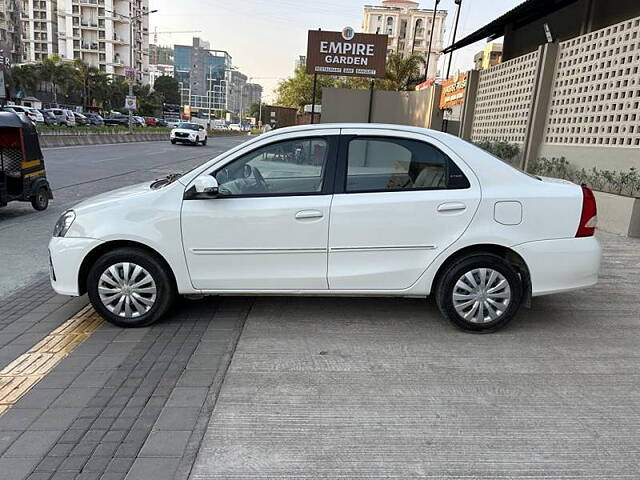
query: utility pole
[{"left": 424, "top": 0, "right": 440, "bottom": 82}]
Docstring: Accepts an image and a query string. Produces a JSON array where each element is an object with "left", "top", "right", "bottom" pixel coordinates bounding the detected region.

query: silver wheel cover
[
  {"left": 452, "top": 268, "right": 511, "bottom": 324},
  {"left": 98, "top": 262, "right": 157, "bottom": 318}
]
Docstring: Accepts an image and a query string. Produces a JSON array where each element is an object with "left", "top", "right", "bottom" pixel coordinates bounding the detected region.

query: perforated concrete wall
[
  {"left": 471, "top": 50, "right": 540, "bottom": 145},
  {"left": 545, "top": 17, "right": 640, "bottom": 148}
]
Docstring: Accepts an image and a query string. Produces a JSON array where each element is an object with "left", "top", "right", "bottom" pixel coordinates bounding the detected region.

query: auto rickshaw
[{"left": 0, "top": 111, "right": 52, "bottom": 210}]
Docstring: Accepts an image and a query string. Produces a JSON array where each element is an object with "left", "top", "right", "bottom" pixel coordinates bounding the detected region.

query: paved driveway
[{"left": 191, "top": 231, "right": 640, "bottom": 479}]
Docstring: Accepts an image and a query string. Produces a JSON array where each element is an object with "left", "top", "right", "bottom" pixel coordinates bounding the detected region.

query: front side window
[
  {"left": 215, "top": 138, "right": 329, "bottom": 196},
  {"left": 345, "top": 137, "right": 469, "bottom": 192}
]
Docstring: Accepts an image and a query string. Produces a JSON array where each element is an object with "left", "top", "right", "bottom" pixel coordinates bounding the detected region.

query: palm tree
[
  {"left": 383, "top": 53, "right": 426, "bottom": 91},
  {"left": 8, "top": 65, "right": 40, "bottom": 98},
  {"left": 39, "top": 55, "right": 65, "bottom": 103}
]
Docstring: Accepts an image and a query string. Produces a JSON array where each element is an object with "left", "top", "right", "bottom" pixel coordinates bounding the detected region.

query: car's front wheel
[
  {"left": 436, "top": 254, "right": 522, "bottom": 333},
  {"left": 201, "top": 137, "right": 207, "bottom": 146},
  {"left": 171, "top": 139, "right": 176, "bottom": 144},
  {"left": 87, "top": 248, "right": 176, "bottom": 327}
]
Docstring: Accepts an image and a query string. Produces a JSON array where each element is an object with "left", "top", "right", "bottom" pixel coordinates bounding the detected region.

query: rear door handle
[
  {"left": 437, "top": 202, "right": 467, "bottom": 213},
  {"left": 295, "top": 210, "right": 324, "bottom": 220}
]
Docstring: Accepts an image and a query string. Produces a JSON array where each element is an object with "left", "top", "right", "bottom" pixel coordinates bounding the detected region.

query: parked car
[
  {"left": 144, "top": 117, "right": 158, "bottom": 127},
  {"left": 40, "top": 110, "right": 57, "bottom": 125},
  {"left": 45, "top": 108, "right": 76, "bottom": 127},
  {"left": 49, "top": 124, "right": 602, "bottom": 331},
  {"left": 133, "top": 116, "right": 146, "bottom": 127},
  {"left": 86, "top": 113, "right": 104, "bottom": 126},
  {"left": 155, "top": 118, "right": 168, "bottom": 127},
  {"left": 228, "top": 123, "right": 242, "bottom": 131},
  {"left": 3, "top": 105, "right": 42, "bottom": 124},
  {"left": 170, "top": 122, "right": 207, "bottom": 146},
  {"left": 103, "top": 114, "right": 129, "bottom": 126},
  {"left": 166, "top": 119, "right": 181, "bottom": 128},
  {"left": 72, "top": 112, "right": 89, "bottom": 126}
]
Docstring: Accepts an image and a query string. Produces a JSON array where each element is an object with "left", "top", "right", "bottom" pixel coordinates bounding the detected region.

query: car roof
[{"left": 261, "top": 123, "right": 452, "bottom": 141}]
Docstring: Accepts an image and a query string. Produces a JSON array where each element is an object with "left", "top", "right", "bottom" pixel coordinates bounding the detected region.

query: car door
[
  {"left": 328, "top": 129, "right": 481, "bottom": 291},
  {"left": 181, "top": 131, "right": 339, "bottom": 291}
]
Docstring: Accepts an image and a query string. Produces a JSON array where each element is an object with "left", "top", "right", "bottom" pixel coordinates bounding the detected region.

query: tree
[
  {"left": 275, "top": 65, "right": 336, "bottom": 112},
  {"left": 382, "top": 52, "right": 426, "bottom": 91},
  {"left": 153, "top": 75, "right": 180, "bottom": 105}
]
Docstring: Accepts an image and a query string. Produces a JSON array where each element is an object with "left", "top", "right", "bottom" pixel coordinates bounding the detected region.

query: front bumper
[
  {"left": 512, "top": 236, "right": 601, "bottom": 297},
  {"left": 49, "top": 237, "right": 104, "bottom": 296}
]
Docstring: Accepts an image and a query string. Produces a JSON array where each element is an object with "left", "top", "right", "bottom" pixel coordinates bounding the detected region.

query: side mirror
[{"left": 186, "top": 176, "right": 218, "bottom": 199}]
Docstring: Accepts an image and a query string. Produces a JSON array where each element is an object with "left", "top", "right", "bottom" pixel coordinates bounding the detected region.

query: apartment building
[
  {"left": 19, "top": 0, "right": 57, "bottom": 62},
  {"left": 362, "top": 0, "right": 447, "bottom": 79},
  {"left": 18, "top": 0, "right": 150, "bottom": 83},
  {"left": 473, "top": 43, "right": 502, "bottom": 70},
  {"left": 0, "top": 0, "right": 22, "bottom": 64}
]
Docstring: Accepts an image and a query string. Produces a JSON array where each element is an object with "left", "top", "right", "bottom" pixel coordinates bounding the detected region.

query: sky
[{"left": 149, "top": 0, "right": 523, "bottom": 101}]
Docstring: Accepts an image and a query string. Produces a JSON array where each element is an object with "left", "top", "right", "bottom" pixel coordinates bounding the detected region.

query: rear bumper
[
  {"left": 512, "top": 236, "right": 601, "bottom": 296},
  {"left": 49, "top": 237, "right": 104, "bottom": 296}
]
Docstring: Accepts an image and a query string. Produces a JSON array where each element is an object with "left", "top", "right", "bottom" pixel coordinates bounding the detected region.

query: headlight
[{"left": 53, "top": 210, "right": 76, "bottom": 237}]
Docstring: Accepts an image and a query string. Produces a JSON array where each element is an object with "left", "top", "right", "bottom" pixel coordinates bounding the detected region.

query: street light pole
[{"left": 424, "top": 0, "right": 440, "bottom": 82}]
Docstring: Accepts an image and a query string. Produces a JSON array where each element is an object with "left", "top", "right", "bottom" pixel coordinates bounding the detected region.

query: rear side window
[{"left": 345, "top": 137, "right": 470, "bottom": 193}]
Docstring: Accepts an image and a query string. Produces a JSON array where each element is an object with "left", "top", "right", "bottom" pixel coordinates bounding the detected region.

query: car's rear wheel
[
  {"left": 436, "top": 254, "right": 522, "bottom": 333},
  {"left": 87, "top": 248, "right": 176, "bottom": 327}
]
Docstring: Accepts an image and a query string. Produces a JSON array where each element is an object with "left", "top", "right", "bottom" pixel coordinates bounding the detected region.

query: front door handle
[
  {"left": 295, "top": 210, "right": 323, "bottom": 220},
  {"left": 437, "top": 202, "right": 467, "bottom": 213}
]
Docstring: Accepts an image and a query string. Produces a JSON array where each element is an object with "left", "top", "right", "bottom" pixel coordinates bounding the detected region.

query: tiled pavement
[
  {"left": 1, "top": 231, "right": 640, "bottom": 479},
  {"left": 0, "top": 285, "right": 252, "bottom": 480}
]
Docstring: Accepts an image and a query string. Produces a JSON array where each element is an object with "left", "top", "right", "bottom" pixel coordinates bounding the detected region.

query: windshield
[{"left": 177, "top": 123, "right": 199, "bottom": 131}]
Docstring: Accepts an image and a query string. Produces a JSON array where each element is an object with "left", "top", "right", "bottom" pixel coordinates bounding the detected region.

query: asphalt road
[{"left": 0, "top": 136, "right": 249, "bottom": 297}]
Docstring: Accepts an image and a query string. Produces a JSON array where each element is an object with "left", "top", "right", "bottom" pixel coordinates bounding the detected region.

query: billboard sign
[
  {"left": 439, "top": 72, "right": 468, "bottom": 109},
  {"left": 306, "top": 29, "right": 387, "bottom": 78}
]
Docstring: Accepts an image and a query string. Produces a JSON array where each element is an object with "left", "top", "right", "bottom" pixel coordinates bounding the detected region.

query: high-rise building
[
  {"left": 17, "top": 0, "right": 150, "bottom": 83},
  {"left": 19, "top": 0, "right": 57, "bottom": 62},
  {"left": 57, "top": 0, "right": 151, "bottom": 83},
  {"left": 473, "top": 43, "right": 502, "bottom": 70},
  {"left": 243, "top": 82, "right": 262, "bottom": 110},
  {"left": 0, "top": 0, "right": 23, "bottom": 65},
  {"left": 295, "top": 55, "right": 306, "bottom": 70},
  {"left": 174, "top": 37, "right": 232, "bottom": 116},
  {"left": 362, "top": 0, "right": 447, "bottom": 79},
  {"left": 149, "top": 44, "right": 172, "bottom": 65},
  {"left": 226, "top": 69, "right": 246, "bottom": 115}
]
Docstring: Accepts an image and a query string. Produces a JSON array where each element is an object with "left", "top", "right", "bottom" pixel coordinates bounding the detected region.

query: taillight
[{"left": 576, "top": 185, "right": 597, "bottom": 237}]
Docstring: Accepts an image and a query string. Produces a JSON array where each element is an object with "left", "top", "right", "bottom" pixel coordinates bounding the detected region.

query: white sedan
[
  {"left": 49, "top": 124, "right": 601, "bottom": 332},
  {"left": 170, "top": 122, "right": 208, "bottom": 146}
]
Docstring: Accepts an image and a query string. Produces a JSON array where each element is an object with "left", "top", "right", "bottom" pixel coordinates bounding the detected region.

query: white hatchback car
[{"left": 49, "top": 124, "right": 601, "bottom": 332}]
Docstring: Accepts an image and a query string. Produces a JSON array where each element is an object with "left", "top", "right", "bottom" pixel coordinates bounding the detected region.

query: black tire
[
  {"left": 201, "top": 137, "right": 207, "bottom": 146},
  {"left": 87, "top": 247, "right": 176, "bottom": 328},
  {"left": 436, "top": 254, "right": 522, "bottom": 333},
  {"left": 194, "top": 136, "right": 199, "bottom": 146},
  {"left": 171, "top": 139, "right": 176, "bottom": 144},
  {"left": 31, "top": 186, "right": 49, "bottom": 211}
]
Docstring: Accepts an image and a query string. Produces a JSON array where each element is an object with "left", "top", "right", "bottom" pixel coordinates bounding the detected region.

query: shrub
[
  {"left": 528, "top": 157, "right": 640, "bottom": 198},
  {"left": 473, "top": 141, "right": 521, "bottom": 163}
]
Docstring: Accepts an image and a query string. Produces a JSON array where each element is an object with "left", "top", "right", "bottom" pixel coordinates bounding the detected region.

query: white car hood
[
  {"left": 72, "top": 182, "right": 153, "bottom": 213},
  {"left": 172, "top": 128, "right": 198, "bottom": 135}
]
